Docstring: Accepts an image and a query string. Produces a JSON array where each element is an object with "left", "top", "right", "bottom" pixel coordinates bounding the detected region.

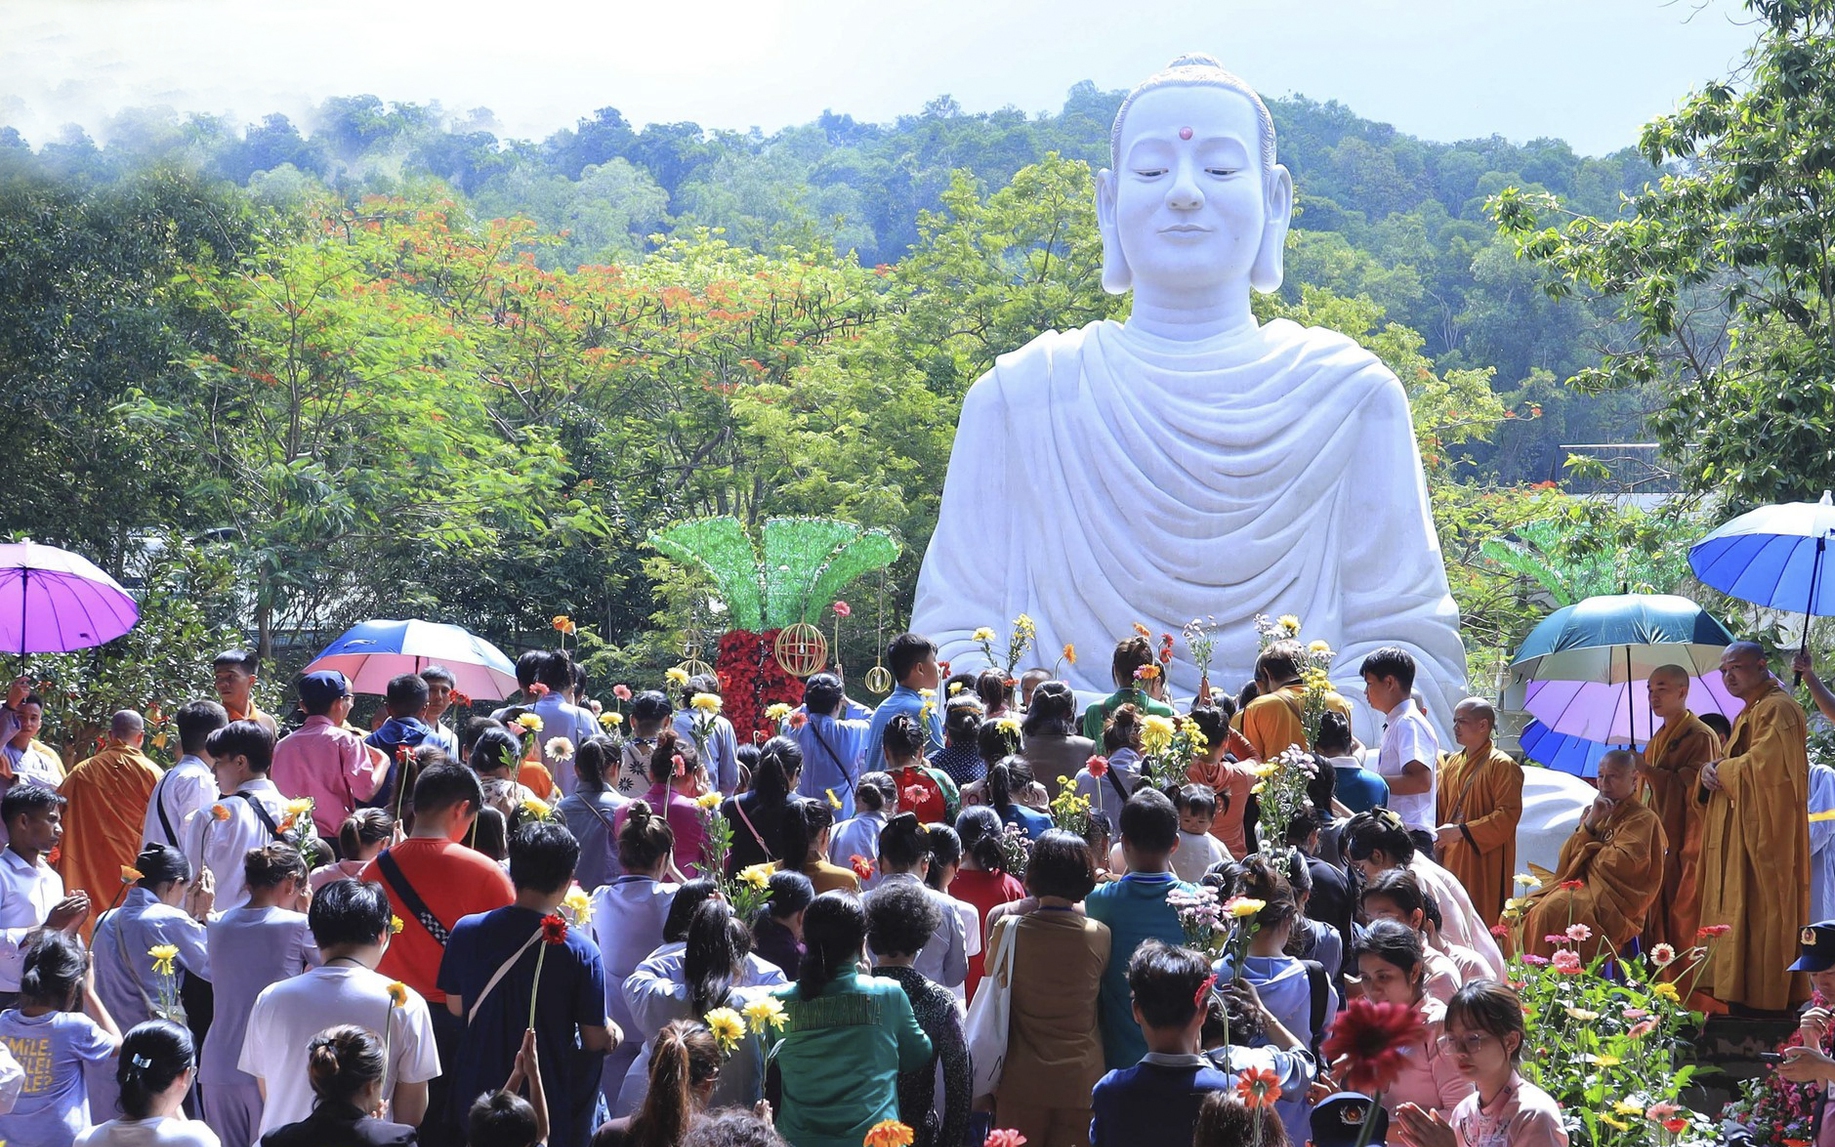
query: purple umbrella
[
  {"left": 0, "top": 542, "right": 140, "bottom": 655},
  {"left": 1523, "top": 672, "right": 1744, "bottom": 746}
]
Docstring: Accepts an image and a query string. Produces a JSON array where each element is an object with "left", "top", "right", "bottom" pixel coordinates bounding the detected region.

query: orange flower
[
  {"left": 864, "top": 1120, "right": 915, "bottom": 1147},
  {"left": 119, "top": 865, "right": 143, "bottom": 883},
  {"left": 1132, "top": 622, "right": 1151, "bottom": 638},
  {"left": 387, "top": 981, "right": 408, "bottom": 1006},
  {"left": 1235, "top": 1065, "right": 1283, "bottom": 1109},
  {"left": 210, "top": 804, "right": 231, "bottom": 822},
  {"left": 850, "top": 854, "right": 875, "bottom": 881},
  {"left": 552, "top": 614, "right": 576, "bottom": 634}
]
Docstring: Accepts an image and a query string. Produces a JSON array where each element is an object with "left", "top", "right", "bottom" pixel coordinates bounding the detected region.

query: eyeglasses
[{"left": 1436, "top": 1033, "right": 1497, "bottom": 1056}]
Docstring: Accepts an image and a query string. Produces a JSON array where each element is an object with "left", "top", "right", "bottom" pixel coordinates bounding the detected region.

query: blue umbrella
[
  {"left": 1517, "top": 719, "right": 1627, "bottom": 779},
  {"left": 1689, "top": 490, "right": 1835, "bottom": 682},
  {"left": 305, "top": 619, "right": 518, "bottom": 700}
]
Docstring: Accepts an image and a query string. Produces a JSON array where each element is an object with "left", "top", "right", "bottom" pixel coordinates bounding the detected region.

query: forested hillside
[{"left": 0, "top": 79, "right": 1680, "bottom": 713}]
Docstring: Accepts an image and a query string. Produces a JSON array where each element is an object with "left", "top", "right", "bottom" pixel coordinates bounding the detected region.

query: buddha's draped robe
[
  {"left": 1639, "top": 711, "right": 1719, "bottom": 953},
  {"left": 912, "top": 318, "right": 1468, "bottom": 741},
  {"left": 57, "top": 740, "right": 163, "bottom": 940},
  {"left": 1435, "top": 743, "right": 1523, "bottom": 927},
  {"left": 1522, "top": 797, "right": 1665, "bottom": 963},
  {"left": 1698, "top": 684, "right": 1811, "bottom": 1011}
]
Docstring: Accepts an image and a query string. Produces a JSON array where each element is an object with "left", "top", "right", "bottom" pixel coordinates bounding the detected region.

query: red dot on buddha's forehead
[{"left": 1179, "top": 127, "right": 1194, "bottom": 140}]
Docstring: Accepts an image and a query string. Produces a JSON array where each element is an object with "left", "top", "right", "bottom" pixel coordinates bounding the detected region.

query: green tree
[{"left": 1490, "top": 0, "right": 1835, "bottom": 507}]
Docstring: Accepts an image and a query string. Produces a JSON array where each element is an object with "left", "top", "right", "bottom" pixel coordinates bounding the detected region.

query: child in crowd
[
  {"left": 311, "top": 808, "right": 395, "bottom": 891},
  {"left": 1089, "top": 940, "right": 1235, "bottom": 1147},
  {"left": 1394, "top": 981, "right": 1567, "bottom": 1147},
  {"left": 1170, "top": 784, "right": 1230, "bottom": 883}
]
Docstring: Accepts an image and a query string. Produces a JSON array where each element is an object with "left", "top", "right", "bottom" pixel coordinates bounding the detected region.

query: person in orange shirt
[
  {"left": 57, "top": 709, "right": 162, "bottom": 941},
  {"left": 362, "top": 761, "right": 513, "bottom": 1146},
  {"left": 213, "top": 649, "right": 278, "bottom": 737}
]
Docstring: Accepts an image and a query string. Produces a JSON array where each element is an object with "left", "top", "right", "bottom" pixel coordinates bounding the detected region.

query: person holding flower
[
  {"left": 0, "top": 931, "right": 122, "bottom": 1147},
  {"left": 672, "top": 675, "right": 741, "bottom": 796},
  {"left": 89, "top": 842, "right": 213, "bottom": 1122},
  {"left": 764, "top": 892, "right": 932, "bottom": 1147},
  {"left": 620, "top": 898, "right": 782, "bottom": 1114},
  {"left": 1214, "top": 854, "right": 1337, "bottom": 1055},
  {"left": 1393, "top": 981, "right": 1566, "bottom": 1147},
  {"left": 787, "top": 674, "right": 873, "bottom": 820},
  {"left": 776, "top": 797, "right": 859, "bottom": 895},
  {"left": 1351, "top": 920, "right": 1472, "bottom": 1124},
  {"left": 1090, "top": 940, "right": 1235, "bottom": 1147},
  {"left": 882, "top": 716, "right": 955, "bottom": 825},
  {"left": 439, "top": 821, "right": 617, "bottom": 1147},
  {"left": 720, "top": 737, "right": 803, "bottom": 874},
  {"left": 951, "top": 806, "right": 1026, "bottom": 997},
  {"left": 612, "top": 730, "right": 709, "bottom": 877},
  {"left": 556, "top": 738, "right": 628, "bottom": 894},
  {"left": 1079, "top": 635, "right": 1174, "bottom": 742},
  {"left": 257, "top": 1024, "right": 417, "bottom": 1147},
  {"left": 829, "top": 774, "right": 897, "bottom": 891},
  {"left": 1074, "top": 705, "right": 1146, "bottom": 827},
  {"left": 590, "top": 804, "right": 679, "bottom": 1115}
]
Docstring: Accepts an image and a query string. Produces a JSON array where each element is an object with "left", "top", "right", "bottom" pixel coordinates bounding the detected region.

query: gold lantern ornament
[
  {"left": 773, "top": 623, "right": 828, "bottom": 679},
  {"left": 863, "top": 664, "right": 894, "bottom": 695},
  {"left": 673, "top": 639, "right": 713, "bottom": 682}
]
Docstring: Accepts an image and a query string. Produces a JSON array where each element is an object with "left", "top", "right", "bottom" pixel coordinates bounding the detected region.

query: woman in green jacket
[{"left": 767, "top": 892, "right": 932, "bottom": 1147}]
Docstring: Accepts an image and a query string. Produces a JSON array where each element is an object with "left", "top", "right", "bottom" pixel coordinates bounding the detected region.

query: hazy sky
[{"left": 0, "top": 0, "right": 1759, "bottom": 156}]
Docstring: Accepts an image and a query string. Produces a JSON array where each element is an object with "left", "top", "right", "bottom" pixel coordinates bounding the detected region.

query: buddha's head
[{"left": 1098, "top": 53, "right": 1294, "bottom": 298}]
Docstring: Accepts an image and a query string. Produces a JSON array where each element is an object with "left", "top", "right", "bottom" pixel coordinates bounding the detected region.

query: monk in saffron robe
[
  {"left": 1522, "top": 749, "right": 1665, "bottom": 962},
  {"left": 1434, "top": 697, "right": 1523, "bottom": 926},
  {"left": 1637, "top": 664, "right": 1721, "bottom": 953},
  {"left": 1699, "top": 641, "right": 1811, "bottom": 1012},
  {"left": 57, "top": 710, "right": 163, "bottom": 941}
]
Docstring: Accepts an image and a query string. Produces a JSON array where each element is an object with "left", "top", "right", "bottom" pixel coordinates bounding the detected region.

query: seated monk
[{"left": 1522, "top": 749, "right": 1666, "bottom": 962}]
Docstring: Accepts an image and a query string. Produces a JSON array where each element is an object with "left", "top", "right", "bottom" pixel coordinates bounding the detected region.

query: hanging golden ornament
[
  {"left": 863, "top": 664, "right": 894, "bottom": 695},
  {"left": 673, "top": 658, "right": 713, "bottom": 680},
  {"left": 773, "top": 623, "right": 828, "bottom": 679}
]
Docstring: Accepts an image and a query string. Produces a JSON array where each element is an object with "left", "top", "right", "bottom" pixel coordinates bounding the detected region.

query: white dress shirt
[
  {"left": 0, "top": 846, "right": 64, "bottom": 991},
  {"left": 142, "top": 755, "right": 220, "bottom": 874},
  {"left": 188, "top": 777, "right": 288, "bottom": 910},
  {"left": 1375, "top": 699, "right": 1440, "bottom": 833}
]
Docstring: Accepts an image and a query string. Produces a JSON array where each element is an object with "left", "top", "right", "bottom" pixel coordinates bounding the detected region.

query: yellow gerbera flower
[
  {"left": 742, "top": 995, "right": 787, "bottom": 1033},
  {"left": 1601, "top": 1115, "right": 1631, "bottom": 1132},
  {"left": 704, "top": 1006, "right": 746, "bottom": 1053},
  {"left": 1308, "top": 639, "right": 1332, "bottom": 654},
  {"left": 1652, "top": 982, "right": 1681, "bottom": 1002},
  {"left": 285, "top": 797, "right": 314, "bottom": 818},
  {"left": 826, "top": 788, "right": 842, "bottom": 810},
  {"left": 387, "top": 980, "right": 409, "bottom": 1007},
  {"left": 563, "top": 888, "right": 592, "bottom": 924},
  {"left": 739, "top": 864, "right": 775, "bottom": 891},
  {"left": 765, "top": 703, "right": 793, "bottom": 723},
  {"left": 521, "top": 797, "right": 551, "bottom": 820},
  {"left": 1228, "top": 898, "right": 1266, "bottom": 918},
  {"left": 695, "top": 792, "right": 722, "bottom": 811},
  {"left": 1277, "top": 614, "right": 1301, "bottom": 632},
  {"left": 516, "top": 713, "right": 543, "bottom": 733},
  {"left": 948, "top": 682, "right": 965, "bottom": 695},
  {"left": 599, "top": 711, "right": 624, "bottom": 727},
  {"left": 995, "top": 717, "right": 1021, "bottom": 736},
  {"left": 147, "top": 944, "right": 180, "bottom": 976},
  {"left": 665, "top": 667, "right": 691, "bottom": 687},
  {"left": 1613, "top": 1101, "right": 1645, "bottom": 1117},
  {"left": 390, "top": 915, "right": 404, "bottom": 935},
  {"left": 690, "top": 692, "right": 722, "bottom": 713}
]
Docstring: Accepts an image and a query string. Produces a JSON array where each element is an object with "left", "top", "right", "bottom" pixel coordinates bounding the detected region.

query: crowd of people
[{"left": 0, "top": 625, "right": 1824, "bottom": 1147}]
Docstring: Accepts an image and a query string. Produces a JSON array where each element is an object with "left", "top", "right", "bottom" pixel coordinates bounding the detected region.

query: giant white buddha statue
[{"left": 912, "top": 52, "right": 1466, "bottom": 737}]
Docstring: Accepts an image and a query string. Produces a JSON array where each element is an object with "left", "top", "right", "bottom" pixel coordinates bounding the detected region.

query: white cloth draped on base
[{"left": 914, "top": 317, "right": 1467, "bottom": 739}]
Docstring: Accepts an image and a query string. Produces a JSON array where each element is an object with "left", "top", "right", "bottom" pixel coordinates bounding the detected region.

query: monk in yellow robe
[
  {"left": 1522, "top": 748, "right": 1665, "bottom": 962},
  {"left": 57, "top": 709, "right": 163, "bottom": 941},
  {"left": 1236, "top": 640, "right": 1353, "bottom": 759},
  {"left": 1434, "top": 697, "right": 1523, "bottom": 926},
  {"left": 1637, "top": 664, "right": 1721, "bottom": 953},
  {"left": 1699, "top": 641, "right": 1811, "bottom": 1012}
]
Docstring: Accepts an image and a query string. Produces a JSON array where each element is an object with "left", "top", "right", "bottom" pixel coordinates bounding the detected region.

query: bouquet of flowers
[
  {"left": 998, "top": 823, "right": 1031, "bottom": 880},
  {"left": 1167, "top": 883, "right": 1264, "bottom": 966},
  {"left": 1137, "top": 712, "right": 1209, "bottom": 787},
  {"left": 1252, "top": 747, "right": 1319, "bottom": 853},
  {"left": 1050, "top": 789, "right": 1093, "bottom": 839},
  {"left": 1183, "top": 615, "right": 1218, "bottom": 695},
  {"left": 1721, "top": 991, "right": 1826, "bottom": 1146},
  {"left": 697, "top": 794, "right": 773, "bottom": 920},
  {"left": 972, "top": 614, "right": 1036, "bottom": 678}
]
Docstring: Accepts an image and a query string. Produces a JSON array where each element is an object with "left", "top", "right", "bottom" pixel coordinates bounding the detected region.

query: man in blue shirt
[
  {"left": 438, "top": 820, "right": 615, "bottom": 1147},
  {"left": 862, "top": 633, "right": 944, "bottom": 775},
  {"left": 529, "top": 653, "right": 601, "bottom": 797},
  {"left": 1090, "top": 939, "right": 1234, "bottom": 1147},
  {"left": 1085, "top": 788, "right": 1199, "bottom": 1069},
  {"left": 363, "top": 674, "right": 437, "bottom": 812}
]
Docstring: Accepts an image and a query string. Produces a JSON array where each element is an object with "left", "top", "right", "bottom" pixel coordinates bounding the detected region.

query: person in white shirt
[
  {"left": 0, "top": 783, "right": 87, "bottom": 1006},
  {"left": 76, "top": 1019, "right": 220, "bottom": 1147},
  {"left": 240, "top": 879, "right": 439, "bottom": 1135},
  {"left": 870, "top": 813, "right": 968, "bottom": 990},
  {"left": 141, "top": 701, "right": 225, "bottom": 873},
  {"left": 419, "top": 665, "right": 462, "bottom": 761},
  {"left": 2, "top": 691, "right": 64, "bottom": 789},
  {"left": 188, "top": 721, "right": 290, "bottom": 910},
  {"left": 1360, "top": 648, "right": 1440, "bottom": 843},
  {"left": 1171, "top": 785, "right": 1231, "bottom": 883}
]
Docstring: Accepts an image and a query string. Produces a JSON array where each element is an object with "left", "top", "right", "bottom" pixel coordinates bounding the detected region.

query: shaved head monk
[
  {"left": 1699, "top": 641, "right": 1812, "bottom": 1012},
  {"left": 1637, "top": 664, "right": 1720, "bottom": 954},
  {"left": 1521, "top": 748, "right": 1665, "bottom": 962}
]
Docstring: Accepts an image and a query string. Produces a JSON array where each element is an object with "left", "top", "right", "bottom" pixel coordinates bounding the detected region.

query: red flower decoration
[
  {"left": 1559, "top": 879, "right": 1585, "bottom": 891},
  {"left": 528, "top": 682, "right": 551, "bottom": 698},
  {"left": 539, "top": 914, "right": 568, "bottom": 945},
  {"left": 939, "top": 661, "right": 951, "bottom": 676},
  {"left": 789, "top": 712, "right": 809, "bottom": 729},
  {"left": 613, "top": 684, "right": 633, "bottom": 701},
  {"left": 832, "top": 601, "right": 852, "bottom": 618},
  {"left": 1490, "top": 923, "right": 1510, "bottom": 938},
  {"left": 395, "top": 744, "right": 410, "bottom": 763},
  {"left": 902, "top": 784, "right": 930, "bottom": 809},
  {"left": 1318, "top": 998, "right": 1425, "bottom": 1096},
  {"left": 1087, "top": 755, "right": 1110, "bottom": 779},
  {"left": 1235, "top": 1065, "right": 1283, "bottom": 1110},
  {"left": 984, "top": 1132, "right": 1028, "bottom": 1147},
  {"left": 1194, "top": 973, "right": 1217, "bottom": 1007},
  {"left": 672, "top": 754, "right": 687, "bottom": 777},
  {"left": 1697, "top": 924, "right": 1732, "bottom": 939},
  {"left": 452, "top": 690, "right": 472, "bottom": 708},
  {"left": 850, "top": 854, "right": 874, "bottom": 880}
]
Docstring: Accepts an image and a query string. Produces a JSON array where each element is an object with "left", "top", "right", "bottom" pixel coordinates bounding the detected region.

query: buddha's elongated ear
[
  {"left": 1096, "top": 168, "right": 1131, "bottom": 295},
  {"left": 1250, "top": 163, "right": 1295, "bottom": 294}
]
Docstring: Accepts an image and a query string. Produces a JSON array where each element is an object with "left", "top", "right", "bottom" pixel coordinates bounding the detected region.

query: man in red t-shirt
[{"left": 362, "top": 761, "right": 511, "bottom": 1145}]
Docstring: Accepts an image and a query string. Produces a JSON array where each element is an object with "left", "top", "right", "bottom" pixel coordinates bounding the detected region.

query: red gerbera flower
[
  {"left": 1559, "top": 879, "right": 1585, "bottom": 891},
  {"left": 1319, "top": 998, "right": 1424, "bottom": 1095},
  {"left": 903, "top": 784, "right": 930, "bottom": 809},
  {"left": 1697, "top": 924, "right": 1732, "bottom": 939},
  {"left": 395, "top": 744, "right": 410, "bottom": 763},
  {"left": 1235, "top": 1065, "right": 1283, "bottom": 1109},
  {"left": 539, "top": 914, "right": 568, "bottom": 945},
  {"left": 850, "top": 854, "right": 874, "bottom": 880},
  {"left": 789, "top": 712, "right": 808, "bottom": 729},
  {"left": 528, "top": 682, "right": 551, "bottom": 698},
  {"left": 983, "top": 1131, "right": 1028, "bottom": 1147},
  {"left": 1087, "top": 755, "right": 1110, "bottom": 779}
]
